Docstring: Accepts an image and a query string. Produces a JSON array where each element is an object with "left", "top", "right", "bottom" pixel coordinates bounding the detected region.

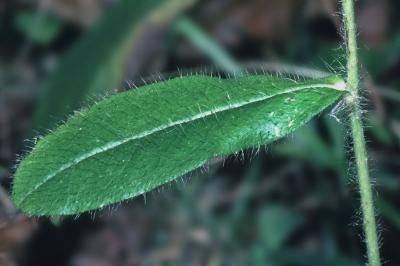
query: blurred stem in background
[
  {"left": 31, "top": 0, "right": 195, "bottom": 134},
  {"left": 0, "top": 184, "right": 16, "bottom": 216},
  {"left": 174, "top": 17, "right": 242, "bottom": 75},
  {"left": 341, "top": 0, "right": 381, "bottom": 265}
]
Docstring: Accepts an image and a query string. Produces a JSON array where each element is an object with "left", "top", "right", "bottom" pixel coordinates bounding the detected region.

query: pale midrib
[{"left": 19, "top": 82, "right": 344, "bottom": 205}]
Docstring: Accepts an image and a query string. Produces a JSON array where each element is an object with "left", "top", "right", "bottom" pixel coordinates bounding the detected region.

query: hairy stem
[{"left": 342, "top": 0, "right": 381, "bottom": 265}]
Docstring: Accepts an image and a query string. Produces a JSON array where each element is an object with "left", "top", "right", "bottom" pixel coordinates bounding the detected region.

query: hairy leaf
[{"left": 13, "top": 74, "right": 346, "bottom": 215}]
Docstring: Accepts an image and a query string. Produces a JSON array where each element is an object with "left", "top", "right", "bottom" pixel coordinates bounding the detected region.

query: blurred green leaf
[
  {"left": 174, "top": 17, "right": 242, "bottom": 74},
  {"left": 310, "top": 34, "right": 400, "bottom": 78},
  {"left": 258, "top": 205, "right": 305, "bottom": 252},
  {"left": 375, "top": 172, "right": 400, "bottom": 191},
  {"left": 360, "top": 34, "right": 400, "bottom": 77},
  {"left": 230, "top": 157, "right": 263, "bottom": 225},
  {"left": 14, "top": 11, "right": 61, "bottom": 45},
  {"left": 274, "top": 249, "right": 360, "bottom": 266},
  {"left": 366, "top": 116, "right": 394, "bottom": 146},
  {"left": 275, "top": 117, "right": 346, "bottom": 173},
  {"left": 376, "top": 197, "right": 400, "bottom": 230},
  {"left": 32, "top": 0, "right": 166, "bottom": 132}
]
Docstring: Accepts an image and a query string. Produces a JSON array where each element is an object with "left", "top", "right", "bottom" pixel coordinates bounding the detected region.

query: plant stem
[{"left": 341, "top": 0, "right": 381, "bottom": 265}]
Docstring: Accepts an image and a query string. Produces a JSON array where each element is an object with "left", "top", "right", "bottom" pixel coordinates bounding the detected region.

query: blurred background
[{"left": 1, "top": 0, "right": 400, "bottom": 265}]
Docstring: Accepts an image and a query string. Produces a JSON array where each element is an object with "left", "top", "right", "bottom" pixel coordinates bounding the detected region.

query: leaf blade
[{"left": 13, "top": 75, "right": 346, "bottom": 215}]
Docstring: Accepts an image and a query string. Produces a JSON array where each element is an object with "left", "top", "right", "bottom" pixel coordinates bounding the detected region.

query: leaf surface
[{"left": 13, "top": 74, "right": 346, "bottom": 215}]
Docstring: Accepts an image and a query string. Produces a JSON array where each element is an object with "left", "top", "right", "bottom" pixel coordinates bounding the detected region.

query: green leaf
[
  {"left": 14, "top": 11, "right": 61, "bottom": 45},
  {"left": 174, "top": 17, "right": 242, "bottom": 74},
  {"left": 13, "top": 74, "right": 346, "bottom": 215},
  {"left": 376, "top": 197, "right": 400, "bottom": 230},
  {"left": 258, "top": 205, "right": 305, "bottom": 252},
  {"left": 273, "top": 249, "right": 360, "bottom": 266},
  {"left": 32, "top": 0, "right": 166, "bottom": 132}
]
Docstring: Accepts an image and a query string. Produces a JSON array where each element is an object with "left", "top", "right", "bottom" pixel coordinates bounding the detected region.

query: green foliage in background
[
  {"left": 32, "top": 0, "right": 165, "bottom": 132},
  {"left": 174, "top": 17, "right": 242, "bottom": 74},
  {"left": 9, "top": 0, "right": 397, "bottom": 263},
  {"left": 258, "top": 205, "right": 305, "bottom": 252},
  {"left": 14, "top": 11, "right": 62, "bottom": 45}
]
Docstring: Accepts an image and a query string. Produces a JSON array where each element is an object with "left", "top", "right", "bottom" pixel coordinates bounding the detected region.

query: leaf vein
[{"left": 19, "top": 82, "right": 341, "bottom": 205}]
